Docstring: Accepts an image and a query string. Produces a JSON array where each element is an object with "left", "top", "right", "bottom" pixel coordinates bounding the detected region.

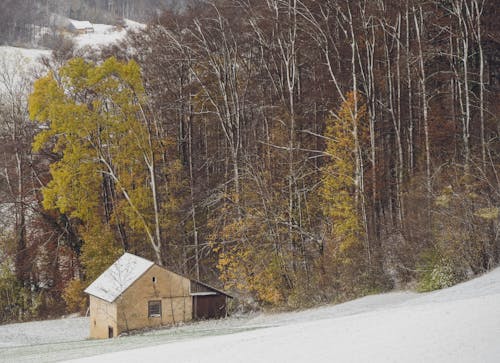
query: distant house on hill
[
  {"left": 68, "top": 19, "right": 94, "bottom": 34},
  {"left": 84, "top": 253, "right": 232, "bottom": 339}
]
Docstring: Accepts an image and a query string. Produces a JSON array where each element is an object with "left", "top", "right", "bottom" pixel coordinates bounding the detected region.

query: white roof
[
  {"left": 190, "top": 292, "right": 217, "bottom": 296},
  {"left": 84, "top": 253, "right": 154, "bottom": 302},
  {"left": 69, "top": 19, "right": 93, "bottom": 30}
]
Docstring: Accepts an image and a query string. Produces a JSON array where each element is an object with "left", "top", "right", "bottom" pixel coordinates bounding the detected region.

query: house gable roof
[
  {"left": 84, "top": 253, "right": 154, "bottom": 303},
  {"left": 84, "top": 252, "right": 233, "bottom": 302},
  {"left": 68, "top": 19, "right": 93, "bottom": 30}
]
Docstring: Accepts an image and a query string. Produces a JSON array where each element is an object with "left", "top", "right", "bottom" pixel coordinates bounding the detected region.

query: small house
[
  {"left": 84, "top": 253, "right": 232, "bottom": 339},
  {"left": 68, "top": 19, "right": 94, "bottom": 34}
]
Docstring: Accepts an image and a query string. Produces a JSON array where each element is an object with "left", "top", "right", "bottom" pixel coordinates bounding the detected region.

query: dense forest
[{"left": 0, "top": 0, "right": 499, "bottom": 323}]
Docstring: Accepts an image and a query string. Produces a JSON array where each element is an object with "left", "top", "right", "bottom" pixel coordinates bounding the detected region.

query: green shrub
[
  {"left": 417, "top": 250, "right": 462, "bottom": 292},
  {"left": 0, "top": 264, "right": 32, "bottom": 323}
]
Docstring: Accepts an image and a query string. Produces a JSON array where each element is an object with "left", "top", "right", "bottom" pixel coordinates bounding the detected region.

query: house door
[
  {"left": 193, "top": 295, "right": 226, "bottom": 320},
  {"left": 108, "top": 326, "right": 114, "bottom": 338}
]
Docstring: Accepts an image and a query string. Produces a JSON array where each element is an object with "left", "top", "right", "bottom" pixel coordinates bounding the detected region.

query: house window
[
  {"left": 148, "top": 300, "right": 161, "bottom": 317},
  {"left": 152, "top": 276, "right": 156, "bottom": 283}
]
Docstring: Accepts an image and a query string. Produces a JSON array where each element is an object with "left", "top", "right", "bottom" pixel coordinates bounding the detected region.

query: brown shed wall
[
  {"left": 88, "top": 263, "right": 230, "bottom": 338},
  {"left": 115, "top": 265, "right": 193, "bottom": 334},
  {"left": 89, "top": 295, "right": 118, "bottom": 339}
]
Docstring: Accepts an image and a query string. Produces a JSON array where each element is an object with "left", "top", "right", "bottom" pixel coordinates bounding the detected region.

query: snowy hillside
[
  {"left": 68, "top": 267, "right": 500, "bottom": 363},
  {"left": 0, "top": 46, "right": 49, "bottom": 99},
  {"left": 0, "top": 18, "right": 144, "bottom": 74},
  {"left": 0, "top": 46, "right": 51, "bottom": 65},
  {"left": 1, "top": 267, "right": 500, "bottom": 363},
  {"left": 72, "top": 19, "right": 145, "bottom": 49},
  {"left": 0, "top": 46, "right": 50, "bottom": 92},
  {"left": 0, "top": 317, "right": 88, "bottom": 349},
  {"left": 0, "top": 19, "right": 144, "bottom": 96}
]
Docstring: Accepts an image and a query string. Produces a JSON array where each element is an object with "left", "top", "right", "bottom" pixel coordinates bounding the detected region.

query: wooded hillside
[{"left": 1, "top": 0, "right": 499, "bottom": 322}]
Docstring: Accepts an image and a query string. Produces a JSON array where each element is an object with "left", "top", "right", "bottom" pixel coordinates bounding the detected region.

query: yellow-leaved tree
[
  {"left": 29, "top": 57, "right": 186, "bottom": 310},
  {"left": 320, "top": 91, "right": 368, "bottom": 296}
]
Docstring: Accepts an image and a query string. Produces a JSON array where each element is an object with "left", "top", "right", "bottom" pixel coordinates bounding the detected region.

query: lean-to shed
[{"left": 84, "top": 253, "right": 232, "bottom": 339}]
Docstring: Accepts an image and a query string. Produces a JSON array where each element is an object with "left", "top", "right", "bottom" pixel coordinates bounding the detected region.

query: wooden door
[{"left": 193, "top": 295, "right": 226, "bottom": 320}]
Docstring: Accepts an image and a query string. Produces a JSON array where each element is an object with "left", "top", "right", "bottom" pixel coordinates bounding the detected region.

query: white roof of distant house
[
  {"left": 84, "top": 253, "right": 154, "bottom": 302},
  {"left": 69, "top": 19, "right": 94, "bottom": 30}
]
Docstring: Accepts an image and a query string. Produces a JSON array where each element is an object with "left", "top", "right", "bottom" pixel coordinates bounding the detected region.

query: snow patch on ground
[
  {"left": 74, "top": 23, "right": 123, "bottom": 48},
  {"left": 0, "top": 46, "right": 50, "bottom": 80},
  {"left": 0, "top": 46, "right": 50, "bottom": 95},
  {"left": 0, "top": 317, "right": 88, "bottom": 348},
  {"left": 123, "top": 19, "right": 146, "bottom": 32},
  {"left": 0, "top": 46, "right": 51, "bottom": 63}
]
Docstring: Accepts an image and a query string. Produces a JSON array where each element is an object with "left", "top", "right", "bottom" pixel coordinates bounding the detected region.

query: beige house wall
[
  {"left": 115, "top": 265, "right": 193, "bottom": 334},
  {"left": 89, "top": 295, "right": 118, "bottom": 339}
]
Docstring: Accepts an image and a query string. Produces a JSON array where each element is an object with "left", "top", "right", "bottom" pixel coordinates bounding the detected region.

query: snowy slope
[
  {"left": 66, "top": 268, "right": 500, "bottom": 363},
  {"left": 0, "top": 18, "right": 143, "bottom": 83},
  {"left": 0, "top": 18, "right": 144, "bottom": 96},
  {"left": 1, "top": 268, "right": 500, "bottom": 362},
  {"left": 0, "top": 317, "right": 88, "bottom": 349},
  {"left": 0, "top": 46, "right": 50, "bottom": 95},
  {"left": 0, "top": 46, "right": 51, "bottom": 64},
  {"left": 73, "top": 19, "right": 145, "bottom": 49}
]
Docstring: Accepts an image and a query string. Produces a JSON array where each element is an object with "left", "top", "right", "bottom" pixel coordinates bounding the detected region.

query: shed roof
[
  {"left": 85, "top": 252, "right": 233, "bottom": 302},
  {"left": 191, "top": 279, "right": 234, "bottom": 298},
  {"left": 84, "top": 253, "right": 154, "bottom": 302},
  {"left": 69, "top": 19, "right": 93, "bottom": 30}
]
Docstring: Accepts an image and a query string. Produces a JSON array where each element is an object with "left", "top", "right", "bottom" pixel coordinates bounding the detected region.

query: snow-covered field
[
  {"left": 1, "top": 267, "right": 500, "bottom": 363},
  {"left": 0, "top": 18, "right": 144, "bottom": 97},
  {"left": 73, "top": 19, "right": 144, "bottom": 49},
  {"left": 0, "top": 46, "right": 51, "bottom": 64},
  {"left": 0, "top": 18, "right": 144, "bottom": 77},
  {"left": 0, "top": 317, "right": 88, "bottom": 348},
  {"left": 0, "top": 46, "right": 50, "bottom": 94}
]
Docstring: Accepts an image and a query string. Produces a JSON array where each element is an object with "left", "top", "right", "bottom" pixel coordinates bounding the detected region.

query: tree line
[{"left": 0, "top": 0, "right": 499, "bottom": 322}]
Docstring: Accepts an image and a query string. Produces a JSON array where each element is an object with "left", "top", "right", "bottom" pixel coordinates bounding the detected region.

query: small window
[
  {"left": 152, "top": 276, "right": 156, "bottom": 283},
  {"left": 148, "top": 300, "right": 161, "bottom": 317}
]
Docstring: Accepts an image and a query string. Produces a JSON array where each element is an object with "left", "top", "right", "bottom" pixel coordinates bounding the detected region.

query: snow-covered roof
[
  {"left": 69, "top": 19, "right": 94, "bottom": 30},
  {"left": 84, "top": 253, "right": 154, "bottom": 302},
  {"left": 191, "top": 280, "right": 234, "bottom": 298},
  {"left": 190, "top": 292, "right": 217, "bottom": 296}
]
